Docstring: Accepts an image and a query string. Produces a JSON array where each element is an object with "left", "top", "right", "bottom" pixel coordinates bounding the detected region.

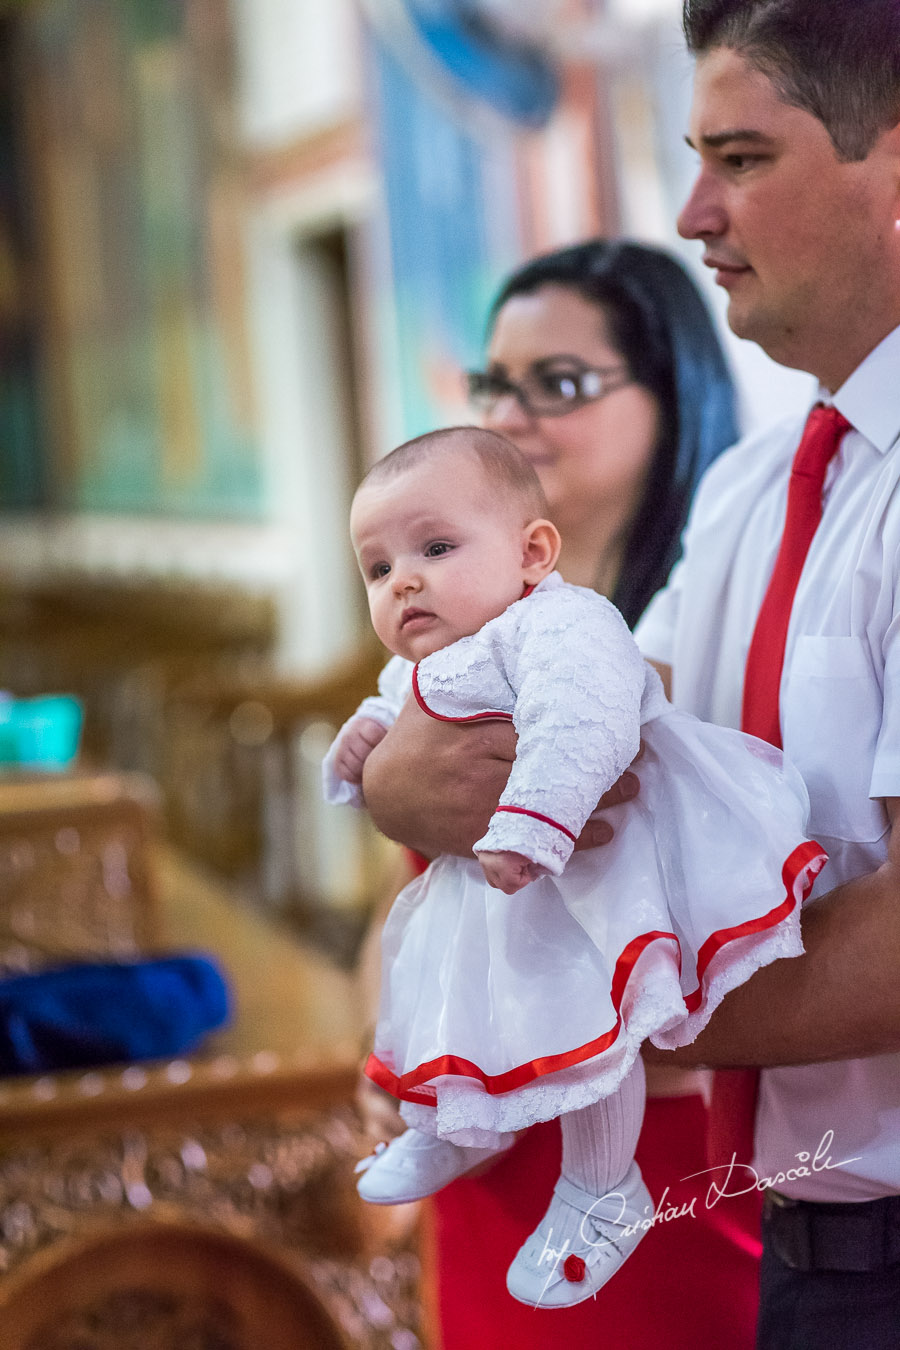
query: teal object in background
[{"left": 0, "top": 695, "right": 83, "bottom": 770}]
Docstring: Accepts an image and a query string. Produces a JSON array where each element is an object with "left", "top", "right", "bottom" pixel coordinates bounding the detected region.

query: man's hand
[
  {"left": 362, "top": 696, "right": 517, "bottom": 857},
  {"left": 476, "top": 849, "right": 546, "bottom": 894},
  {"left": 362, "top": 694, "right": 641, "bottom": 859},
  {"left": 333, "top": 716, "right": 388, "bottom": 785},
  {"left": 644, "top": 798, "right": 900, "bottom": 1070},
  {"left": 576, "top": 769, "right": 641, "bottom": 849}
]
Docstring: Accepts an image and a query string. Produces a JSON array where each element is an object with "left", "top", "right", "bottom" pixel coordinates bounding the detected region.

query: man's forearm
[
  {"left": 362, "top": 702, "right": 635, "bottom": 858},
  {"left": 361, "top": 701, "right": 516, "bottom": 857},
  {"left": 650, "top": 859, "right": 900, "bottom": 1069}
]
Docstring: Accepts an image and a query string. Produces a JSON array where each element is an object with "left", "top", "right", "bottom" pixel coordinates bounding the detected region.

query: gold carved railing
[
  {"left": 0, "top": 575, "right": 277, "bottom": 769},
  {"left": 0, "top": 838, "right": 425, "bottom": 1348},
  {"left": 161, "top": 642, "right": 391, "bottom": 958},
  {"left": 0, "top": 574, "right": 392, "bottom": 959},
  {"left": 0, "top": 772, "right": 161, "bottom": 975}
]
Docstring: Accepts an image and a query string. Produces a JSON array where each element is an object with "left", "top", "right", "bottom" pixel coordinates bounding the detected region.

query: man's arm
[
  {"left": 362, "top": 695, "right": 632, "bottom": 858},
  {"left": 362, "top": 696, "right": 516, "bottom": 857},
  {"left": 647, "top": 659, "right": 672, "bottom": 698},
  {"left": 647, "top": 796, "right": 900, "bottom": 1068}
]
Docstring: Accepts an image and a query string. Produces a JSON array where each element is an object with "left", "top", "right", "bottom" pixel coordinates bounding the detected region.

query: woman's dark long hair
[{"left": 488, "top": 239, "right": 738, "bottom": 628}]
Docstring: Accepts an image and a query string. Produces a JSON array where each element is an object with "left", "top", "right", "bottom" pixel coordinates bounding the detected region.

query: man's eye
[
  {"left": 425, "top": 541, "right": 453, "bottom": 557},
  {"left": 724, "top": 153, "right": 761, "bottom": 171}
]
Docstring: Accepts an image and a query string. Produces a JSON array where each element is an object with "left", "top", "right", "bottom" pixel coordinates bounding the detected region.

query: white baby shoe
[
  {"left": 506, "top": 1160, "right": 653, "bottom": 1308},
  {"left": 355, "top": 1128, "right": 506, "bottom": 1205}
]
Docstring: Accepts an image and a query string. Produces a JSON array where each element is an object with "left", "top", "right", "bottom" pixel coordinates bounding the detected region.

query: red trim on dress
[
  {"left": 411, "top": 583, "right": 537, "bottom": 720},
  {"left": 495, "top": 804, "right": 577, "bottom": 844},
  {"left": 687, "top": 838, "right": 825, "bottom": 1009},
  {"left": 411, "top": 664, "right": 513, "bottom": 724},
  {"left": 366, "top": 840, "right": 826, "bottom": 1104}
]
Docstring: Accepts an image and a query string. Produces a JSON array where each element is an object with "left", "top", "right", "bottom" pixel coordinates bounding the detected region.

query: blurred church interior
[{"left": 0, "top": 1, "right": 809, "bottom": 1344}]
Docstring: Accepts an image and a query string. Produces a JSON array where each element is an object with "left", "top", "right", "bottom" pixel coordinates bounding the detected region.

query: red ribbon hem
[{"left": 366, "top": 839, "right": 827, "bottom": 1105}]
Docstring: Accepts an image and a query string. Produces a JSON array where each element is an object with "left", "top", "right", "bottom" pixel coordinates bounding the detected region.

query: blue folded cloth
[{"left": 0, "top": 955, "right": 231, "bottom": 1076}]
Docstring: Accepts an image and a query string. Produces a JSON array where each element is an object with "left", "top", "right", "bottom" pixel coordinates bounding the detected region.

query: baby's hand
[
  {"left": 476, "top": 850, "right": 545, "bottom": 895},
  {"left": 334, "top": 717, "right": 388, "bottom": 784}
]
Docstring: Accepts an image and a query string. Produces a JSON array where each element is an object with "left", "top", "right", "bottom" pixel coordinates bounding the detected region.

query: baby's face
[{"left": 351, "top": 452, "right": 535, "bottom": 662}]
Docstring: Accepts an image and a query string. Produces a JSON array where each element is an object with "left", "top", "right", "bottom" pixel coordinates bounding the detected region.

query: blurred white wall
[
  {"left": 232, "top": 0, "right": 361, "bottom": 143},
  {"left": 607, "top": 5, "right": 816, "bottom": 433},
  {"left": 232, "top": 0, "right": 376, "bottom": 674}
]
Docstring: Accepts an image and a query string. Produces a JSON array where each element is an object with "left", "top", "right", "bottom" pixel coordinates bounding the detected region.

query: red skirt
[{"left": 427, "top": 1092, "right": 760, "bottom": 1349}]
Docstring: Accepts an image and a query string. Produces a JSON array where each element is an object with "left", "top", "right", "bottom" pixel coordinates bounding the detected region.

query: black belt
[{"left": 763, "top": 1189, "right": 900, "bottom": 1273}]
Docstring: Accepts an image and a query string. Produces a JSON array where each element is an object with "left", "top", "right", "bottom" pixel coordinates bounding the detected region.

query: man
[
  {"left": 363, "top": 2, "right": 900, "bottom": 1342},
  {"left": 632, "top": 3, "right": 900, "bottom": 1344}
]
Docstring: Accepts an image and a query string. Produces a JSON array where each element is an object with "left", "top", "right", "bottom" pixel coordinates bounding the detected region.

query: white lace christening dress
[{"left": 324, "top": 572, "right": 825, "bottom": 1149}]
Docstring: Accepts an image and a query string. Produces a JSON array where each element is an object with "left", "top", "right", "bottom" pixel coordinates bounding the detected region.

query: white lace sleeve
[
  {"left": 473, "top": 587, "right": 644, "bottom": 873},
  {"left": 321, "top": 655, "right": 413, "bottom": 807}
]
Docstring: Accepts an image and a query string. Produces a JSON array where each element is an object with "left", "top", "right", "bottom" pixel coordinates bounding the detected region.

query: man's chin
[
  {"left": 724, "top": 296, "right": 755, "bottom": 339},
  {"left": 724, "top": 297, "right": 778, "bottom": 351},
  {"left": 725, "top": 302, "right": 807, "bottom": 371}
]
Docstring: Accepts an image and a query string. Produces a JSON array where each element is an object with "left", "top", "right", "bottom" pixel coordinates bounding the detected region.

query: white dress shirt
[{"left": 636, "top": 321, "right": 900, "bottom": 1201}]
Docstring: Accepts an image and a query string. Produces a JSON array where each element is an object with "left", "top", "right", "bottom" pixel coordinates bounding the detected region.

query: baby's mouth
[{"left": 401, "top": 608, "right": 435, "bottom": 629}]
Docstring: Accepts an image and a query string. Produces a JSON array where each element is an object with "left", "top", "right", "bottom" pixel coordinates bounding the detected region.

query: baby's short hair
[{"left": 360, "top": 426, "right": 549, "bottom": 522}]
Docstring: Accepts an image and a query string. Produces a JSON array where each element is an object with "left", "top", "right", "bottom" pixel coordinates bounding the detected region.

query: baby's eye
[
  {"left": 424, "top": 541, "right": 453, "bottom": 558},
  {"left": 369, "top": 561, "right": 391, "bottom": 580}
]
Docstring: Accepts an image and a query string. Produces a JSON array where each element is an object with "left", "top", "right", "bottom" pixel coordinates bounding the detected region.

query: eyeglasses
[{"left": 466, "top": 359, "right": 632, "bottom": 419}]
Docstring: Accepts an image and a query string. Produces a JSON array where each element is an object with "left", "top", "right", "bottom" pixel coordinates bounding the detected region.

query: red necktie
[{"left": 708, "top": 404, "right": 851, "bottom": 1171}]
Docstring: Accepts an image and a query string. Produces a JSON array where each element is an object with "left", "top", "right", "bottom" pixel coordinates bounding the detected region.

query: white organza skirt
[{"left": 368, "top": 710, "right": 825, "bottom": 1148}]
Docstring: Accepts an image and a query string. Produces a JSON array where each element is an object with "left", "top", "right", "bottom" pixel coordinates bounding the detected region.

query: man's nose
[{"left": 677, "top": 167, "right": 727, "bottom": 241}]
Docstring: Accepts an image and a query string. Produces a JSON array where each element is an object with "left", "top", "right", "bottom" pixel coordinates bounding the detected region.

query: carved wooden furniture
[
  {"left": 0, "top": 847, "right": 424, "bottom": 1348},
  {"left": 0, "top": 568, "right": 390, "bottom": 952},
  {"left": 0, "top": 772, "right": 161, "bottom": 976},
  {"left": 161, "top": 642, "right": 390, "bottom": 948},
  {"left": 0, "top": 576, "right": 276, "bottom": 770},
  {"left": 0, "top": 1225, "right": 354, "bottom": 1350}
]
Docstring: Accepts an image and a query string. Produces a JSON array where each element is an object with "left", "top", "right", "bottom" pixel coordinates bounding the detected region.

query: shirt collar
[{"left": 824, "top": 322, "right": 900, "bottom": 455}]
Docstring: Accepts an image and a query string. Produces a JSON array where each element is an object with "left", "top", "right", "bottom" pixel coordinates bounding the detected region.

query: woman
[
  {"left": 473, "top": 238, "right": 735, "bottom": 621},
  {"left": 421, "top": 239, "right": 760, "bottom": 1347}
]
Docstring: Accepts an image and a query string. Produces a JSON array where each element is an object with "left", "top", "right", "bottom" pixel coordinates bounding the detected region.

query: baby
[{"left": 324, "top": 427, "right": 825, "bottom": 1309}]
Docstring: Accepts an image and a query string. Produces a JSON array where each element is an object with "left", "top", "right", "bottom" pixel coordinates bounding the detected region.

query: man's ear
[
  {"left": 521, "top": 518, "right": 561, "bottom": 582},
  {"left": 876, "top": 120, "right": 900, "bottom": 224}
]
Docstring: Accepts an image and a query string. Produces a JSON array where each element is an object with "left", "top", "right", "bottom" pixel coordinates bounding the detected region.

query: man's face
[{"left": 678, "top": 47, "right": 900, "bottom": 390}]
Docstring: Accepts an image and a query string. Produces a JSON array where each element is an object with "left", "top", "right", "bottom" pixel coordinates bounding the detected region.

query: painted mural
[
  {"left": 368, "top": 21, "right": 524, "bottom": 439},
  {"left": 0, "top": 16, "right": 43, "bottom": 508},
  {"left": 16, "top": 0, "right": 262, "bottom": 516}
]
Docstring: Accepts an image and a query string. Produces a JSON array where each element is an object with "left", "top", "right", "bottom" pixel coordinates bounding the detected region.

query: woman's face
[{"left": 483, "top": 284, "right": 661, "bottom": 531}]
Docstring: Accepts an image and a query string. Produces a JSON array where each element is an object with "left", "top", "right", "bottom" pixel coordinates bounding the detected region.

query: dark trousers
[{"left": 757, "top": 1197, "right": 900, "bottom": 1350}]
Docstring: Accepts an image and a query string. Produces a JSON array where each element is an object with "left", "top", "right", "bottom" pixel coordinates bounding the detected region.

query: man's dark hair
[{"left": 683, "top": 0, "right": 900, "bottom": 161}]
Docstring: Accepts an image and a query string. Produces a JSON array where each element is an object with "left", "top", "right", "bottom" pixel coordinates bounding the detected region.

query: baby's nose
[{"left": 393, "top": 563, "right": 422, "bottom": 593}]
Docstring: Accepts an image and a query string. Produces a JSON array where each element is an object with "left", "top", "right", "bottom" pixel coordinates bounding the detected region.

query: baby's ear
[{"left": 521, "top": 518, "right": 561, "bottom": 582}]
